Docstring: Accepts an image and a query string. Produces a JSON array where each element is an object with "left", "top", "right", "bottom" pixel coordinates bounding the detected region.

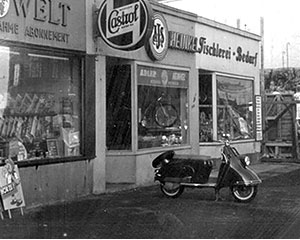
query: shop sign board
[
  {"left": 137, "top": 65, "right": 188, "bottom": 88},
  {"left": 145, "top": 12, "right": 169, "bottom": 61},
  {"left": 97, "top": 0, "right": 153, "bottom": 51},
  {"left": 255, "top": 95, "right": 262, "bottom": 141},
  {"left": 0, "top": 159, "right": 25, "bottom": 211},
  {"left": 0, "top": 0, "right": 85, "bottom": 51},
  {"left": 168, "top": 31, "right": 259, "bottom": 67}
]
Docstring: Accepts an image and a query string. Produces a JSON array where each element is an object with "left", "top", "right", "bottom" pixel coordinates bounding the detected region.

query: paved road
[{"left": 1, "top": 163, "right": 300, "bottom": 238}]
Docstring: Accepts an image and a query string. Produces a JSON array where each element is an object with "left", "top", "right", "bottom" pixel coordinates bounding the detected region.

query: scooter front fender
[{"left": 230, "top": 164, "right": 262, "bottom": 186}]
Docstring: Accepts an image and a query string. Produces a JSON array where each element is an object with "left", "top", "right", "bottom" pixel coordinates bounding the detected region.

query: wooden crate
[
  {"left": 265, "top": 142, "right": 293, "bottom": 158},
  {"left": 265, "top": 94, "right": 294, "bottom": 142}
]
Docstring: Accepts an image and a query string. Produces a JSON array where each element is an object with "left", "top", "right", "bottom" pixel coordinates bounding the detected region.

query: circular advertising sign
[
  {"left": 146, "top": 13, "right": 169, "bottom": 61},
  {"left": 0, "top": 0, "right": 10, "bottom": 18},
  {"left": 97, "top": 0, "right": 154, "bottom": 51}
]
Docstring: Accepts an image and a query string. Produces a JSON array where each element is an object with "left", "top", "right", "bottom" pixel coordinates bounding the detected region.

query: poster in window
[
  {"left": 47, "top": 139, "right": 59, "bottom": 157},
  {"left": 13, "top": 64, "right": 20, "bottom": 87},
  {"left": 296, "top": 103, "right": 300, "bottom": 120},
  {"left": 0, "top": 159, "right": 25, "bottom": 210}
]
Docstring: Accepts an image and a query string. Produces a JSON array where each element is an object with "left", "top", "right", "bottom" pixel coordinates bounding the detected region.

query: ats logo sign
[
  {"left": 146, "top": 12, "right": 168, "bottom": 61},
  {"left": 97, "top": 0, "right": 153, "bottom": 51}
]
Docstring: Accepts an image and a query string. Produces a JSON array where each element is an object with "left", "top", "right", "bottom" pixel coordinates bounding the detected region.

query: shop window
[
  {"left": 0, "top": 46, "right": 82, "bottom": 161},
  {"left": 106, "top": 60, "right": 131, "bottom": 150},
  {"left": 217, "top": 75, "right": 254, "bottom": 140},
  {"left": 199, "top": 74, "right": 213, "bottom": 142},
  {"left": 137, "top": 65, "right": 188, "bottom": 149}
]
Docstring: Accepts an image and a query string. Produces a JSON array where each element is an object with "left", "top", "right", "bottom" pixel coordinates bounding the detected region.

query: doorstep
[{"left": 106, "top": 183, "right": 137, "bottom": 193}]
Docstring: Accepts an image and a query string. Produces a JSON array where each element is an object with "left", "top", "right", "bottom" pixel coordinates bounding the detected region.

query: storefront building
[
  {"left": 0, "top": 0, "right": 97, "bottom": 208},
  {"left": 95, "top": 0, "right": 262, "bottom": 188},
  {"left": 0, "top": 0, "right": 262, "bottom": 208}
]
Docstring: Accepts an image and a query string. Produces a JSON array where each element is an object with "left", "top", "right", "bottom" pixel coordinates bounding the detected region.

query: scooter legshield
[{"left": 230, "top": 161, "right": 262, "bottom": 186}]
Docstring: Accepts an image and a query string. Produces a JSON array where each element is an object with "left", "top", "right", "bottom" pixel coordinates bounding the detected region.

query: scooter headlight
[
  {"left": 163, "top": 159, "right": 170, "bottom": 164},
  {"left": 244, "top": 156, "right": 251, "bottom": 166}
]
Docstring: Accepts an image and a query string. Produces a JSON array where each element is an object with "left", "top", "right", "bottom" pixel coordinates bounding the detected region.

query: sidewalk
[
  {"left": 107, "top": 161, "right": 300, "bottom": 193},
  {"left": 208, "top": 160, "right": 300, "bottom": 180},
  {"left": 249, "top": 161, "right": 300, "bottom": 179},
  {"left": 1, "top": 161, "right": 300, "bottom": 239}
]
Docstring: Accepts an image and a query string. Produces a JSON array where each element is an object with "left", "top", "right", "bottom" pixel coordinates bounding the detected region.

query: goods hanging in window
[{"left": 217, "top": 75, "right": 254, "bottom": 140}]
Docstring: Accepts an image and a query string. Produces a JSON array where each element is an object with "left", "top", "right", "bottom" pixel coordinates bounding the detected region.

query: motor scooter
[{"left": 152, "top": 134, "right": 262, "bottom": 203}]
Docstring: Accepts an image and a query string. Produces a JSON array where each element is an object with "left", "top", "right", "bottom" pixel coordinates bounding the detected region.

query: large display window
[
  {"left": 217, "top": 75, "right": 254, "bottom": 140},
  {"left": 199, "top": 73, "right": 254, "bottom": 142},
  {"left": 0, "top": 45, "right": 82, "bottom": 161},
  {"left": 137, "top": 65, "right": 189, "bottom": 149}
]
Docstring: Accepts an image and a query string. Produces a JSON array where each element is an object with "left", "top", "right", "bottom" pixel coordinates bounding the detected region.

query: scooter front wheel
[
  {"left": 231, "top": 185, "right": 258, "bottom": 203},
  {"left": 160, "top": 182, "right": 184, "bottom": 198}
]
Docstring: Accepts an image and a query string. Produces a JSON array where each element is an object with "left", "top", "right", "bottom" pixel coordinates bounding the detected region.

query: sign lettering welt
[{"left": 13, "top": 0, "right": 71, "bottom": 27}]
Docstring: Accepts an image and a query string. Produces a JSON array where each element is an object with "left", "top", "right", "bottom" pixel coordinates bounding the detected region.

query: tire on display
[
  {"left": 160, "top": 182, "right": 184, "bottom": 198},
  {"left": 155, "top": 104, "right": 178, "bottom": 127},
  {"left": 231, "top": 185, "right": 258, "bottom": 203}
]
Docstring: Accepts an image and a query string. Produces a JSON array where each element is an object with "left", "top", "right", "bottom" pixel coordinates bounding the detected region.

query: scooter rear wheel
[
  {"left": 160, "top": 182, "right": 184, "bottom": 198},
  {"left": 231, "top": 185, "right": 257, "bottom": 203}
]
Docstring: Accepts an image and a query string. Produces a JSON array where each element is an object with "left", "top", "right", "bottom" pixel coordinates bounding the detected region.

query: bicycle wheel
[{"left": 155, "top": 104, "right": 178, "bottom": 127}]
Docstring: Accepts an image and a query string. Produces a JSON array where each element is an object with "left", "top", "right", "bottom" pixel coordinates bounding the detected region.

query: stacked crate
[{"left": 264, "top": 93, "right": 295, "bottom": 159}]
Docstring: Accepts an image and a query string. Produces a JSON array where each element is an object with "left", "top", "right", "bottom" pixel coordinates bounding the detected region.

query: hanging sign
[
  {"left": 0, "top": 159, "right": 25, "bottom": 211},
  {"left": 97, "top": 0, "right": 154, "bottom": 51}
]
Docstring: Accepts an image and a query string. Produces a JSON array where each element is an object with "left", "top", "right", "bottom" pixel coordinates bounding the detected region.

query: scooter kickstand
[{"left": 215, "top": 189, "right": 224, "bottom": 201}]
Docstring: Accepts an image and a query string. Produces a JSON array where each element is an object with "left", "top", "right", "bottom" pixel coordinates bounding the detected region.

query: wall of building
[{"left": 20, "top": 161, "right": 93, "bottom": 208}]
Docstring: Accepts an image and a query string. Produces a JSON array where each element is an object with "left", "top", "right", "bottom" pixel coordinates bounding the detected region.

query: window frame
[
  {"left": 0, "top": 42, "right": 95, "bottom": 168},
  {"left": 134, "top": 61, "right": 190, "bottom": 152},
  {"left": 199, "top": 71, "right": 255, "bottom": 144}
]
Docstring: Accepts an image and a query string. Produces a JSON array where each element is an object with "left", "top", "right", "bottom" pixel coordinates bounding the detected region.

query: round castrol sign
[{"left": 97, "top": 0, "right": 154, "bottom": 51}]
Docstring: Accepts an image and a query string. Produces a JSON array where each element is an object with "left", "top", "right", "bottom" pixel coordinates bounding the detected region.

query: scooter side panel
[{"left": 156, "top": 158, "right": 213, "bottom": 184}]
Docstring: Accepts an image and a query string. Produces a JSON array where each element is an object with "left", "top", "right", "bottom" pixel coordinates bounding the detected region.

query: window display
[
  {"left": 199, "top": 74, "right": 213, "bottom": 142},
  {"left": 137, "top": 65, "right": 189, "bottom": 149},
  {"left": 217, "top": 75, "right": 254, "bottom": 140},
  {"left": 0, "top": 46, "right": 82, "bottom": 161}
]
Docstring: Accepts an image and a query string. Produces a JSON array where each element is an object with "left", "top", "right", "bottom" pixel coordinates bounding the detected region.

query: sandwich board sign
[{"left": 0, "top": 158, "right": 25, "bottom": 218}]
